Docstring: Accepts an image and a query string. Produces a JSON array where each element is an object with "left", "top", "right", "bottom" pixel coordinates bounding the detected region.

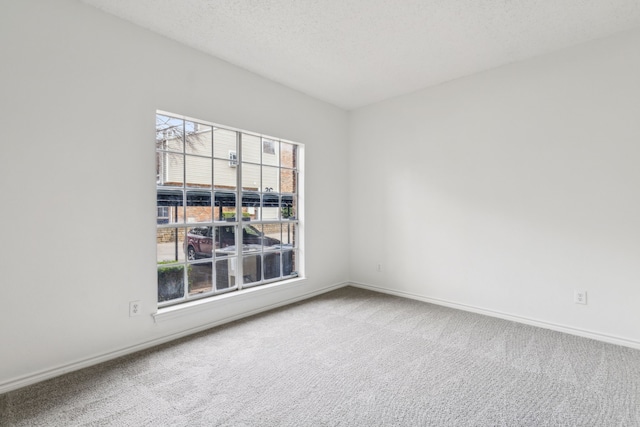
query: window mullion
[
  {"left": 181, "top": 119, "right": 188, "bottom": 300},
  {"left": 211, "top": 131, "right": 217, "bottom": 294},
  {"left": 236, "top": 131, "right": 243, "bottom": 290}
]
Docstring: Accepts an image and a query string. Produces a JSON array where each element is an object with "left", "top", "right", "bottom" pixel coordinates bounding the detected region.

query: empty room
[{"left": 1, "top": 0, "right": 640, "bottom": 425}]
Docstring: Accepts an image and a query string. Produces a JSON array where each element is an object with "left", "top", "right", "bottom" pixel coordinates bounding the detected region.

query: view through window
[{"left": 156, "top": 112, "right": 301, "bottom": 306}]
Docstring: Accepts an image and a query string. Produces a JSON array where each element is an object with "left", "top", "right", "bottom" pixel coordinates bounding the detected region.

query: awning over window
[{"left": 157, "top": 188, "right": 293, "bottom": 207}]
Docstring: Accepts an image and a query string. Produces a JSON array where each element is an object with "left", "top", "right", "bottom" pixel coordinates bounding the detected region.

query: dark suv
[{"left": 186, "top": 225, "right": 281, "bottom": 260}]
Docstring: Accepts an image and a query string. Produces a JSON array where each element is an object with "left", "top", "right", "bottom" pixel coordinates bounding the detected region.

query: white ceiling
[{"left": 82, "top": 0, "right": 640, "bottom": 110}]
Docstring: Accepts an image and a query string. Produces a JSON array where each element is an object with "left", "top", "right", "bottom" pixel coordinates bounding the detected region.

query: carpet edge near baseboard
[
  {"left": 0, "top": 281, "right": 349, "bottom": 395},
  {"left": 348, "top": 281, "right": 640, "bottom": 350}
]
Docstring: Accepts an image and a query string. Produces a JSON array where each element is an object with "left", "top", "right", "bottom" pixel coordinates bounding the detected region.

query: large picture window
[{"left": 156, "top": 112, "right": 301, "bottom": 306}]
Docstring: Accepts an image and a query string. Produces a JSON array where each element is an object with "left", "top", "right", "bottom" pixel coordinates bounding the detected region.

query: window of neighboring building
[
  {"left": 155, "top": 112, "right": 302, "bottom": 306},
  {"left": 262, "top": 139, "right": 276, "bottom": 155},
  {"left": 157, "top": 206, "right": 170, "bottom": 224}
]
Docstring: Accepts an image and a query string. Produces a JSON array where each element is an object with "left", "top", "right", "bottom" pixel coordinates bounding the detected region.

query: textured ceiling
[{"left": 82, "top": 0, "right": 640, "bottom": 110}]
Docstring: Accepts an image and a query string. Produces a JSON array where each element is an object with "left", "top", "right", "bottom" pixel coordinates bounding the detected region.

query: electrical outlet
[
  {"left": 129, "top": 300, "right": 142, "bottom": 317},
  {"left": 574, "top": 290, "right": 587, "bottom": 305}
]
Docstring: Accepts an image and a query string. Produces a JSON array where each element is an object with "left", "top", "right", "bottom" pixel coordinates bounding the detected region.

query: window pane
[
  {"left": 158, "top": 264, "right": 184, "bottom": 302},
  {"left": 281, "top": 169, "right": 296, "bottom": 193},
  {"left": 186, "top": 191, "right": 212, "bottom": 223},
  {"left": 243, "top": 206, "right": 259, "bottom": 221},
  {"left": 186, "top": 227, "right": 213, "bottom": 261},
  {"left": 242, "top": 223, "right": 264, "bottom": 252},
  {"left": 215, "top": 226, "right": 237, "bottom": 255},
  {"left": 262, "top": 223, "right": 281, "bottom": 249},
  {"left": 283, "top": 250, "right": 297, "bottom": 276},
  {"left": 189, "top": 262, "right": 213, "bottom": 295},
  {"left": 157, "top": 152, "right": 184, "bottom": 187},
  {"left": 157, "top": 190, "right": 182, "bottom": 224},
  {"left": 242, "top": 192, "right": 261, "bottom": 221},
  {"left": 157, "top": 227, "right": 185, "bottom": 263},
  {"left": 214, "top": 158, "right": 237, "bottom": 190},
  {"left": 213, "top": 128, "right": 237, "bottom": 159},
  {"left": 262, "top": 207, "right": 278, "bottom": 220},
  {"left": 185, "top": 155, "right": 212, "bottom": 188},
  {"left": 281, "top": 195, "right": 297, "bottom": 220},
  {"left": 262, "top": 166, "right": 279, "bottom": 193},
  {"left": 215, "top": 258, "right": 235, "bottom": 290},
  {"left": 281, "top": 142, "right": 297, "bottom": 169},
  {"left": 156, "top": 115, "right": 183, "bottom": 153},
  {"left": 185, "top": 122, "right": 212, "bottom": 156},
  {"left": 264, "top": 252, "right": 281, "bottom": 280},
  {"left": 260, "top": 193, "right": 278, "bottom": 221},
  {"left": 241, "top": 133, "right": 261, "bottom": 163},
  {"left": 214, "top": 191, "right": 236, "bottom": 221},
  {"left": 262, "top": 139, "right": 279, "bottom": 166},
  {"left": 242, "top": 163, "right": 260, "bottom": 191},
  {"left": 281, "top": 223, "right": 297, "bottom": 248},
  {"left": 243, "top": 255, "right": 262, "bottom": 284}
]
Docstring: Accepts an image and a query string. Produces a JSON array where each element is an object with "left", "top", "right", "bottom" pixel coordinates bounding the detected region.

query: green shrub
[
  {"left": 222, "top": 212, "right": 251, "bottom": 220},
  {"left": 157, "top": 263, "right": 192, "bottom": 302}
]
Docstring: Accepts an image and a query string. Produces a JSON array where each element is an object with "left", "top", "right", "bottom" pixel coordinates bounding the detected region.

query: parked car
[{"left": 186, "top": 225, "right": 281, "bottom": 260}]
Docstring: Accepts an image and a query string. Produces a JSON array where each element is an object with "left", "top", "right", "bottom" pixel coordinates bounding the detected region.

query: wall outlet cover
[
  {"left": 574, "top": 290, "right": 587, "bottom": 305},
  {"left": 129, "top": 301, "right": 142, "bottom": 317}
]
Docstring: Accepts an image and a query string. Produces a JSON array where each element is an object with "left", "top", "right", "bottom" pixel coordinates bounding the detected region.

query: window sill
[{"left": 153, "top": 277, "right": 306, "bottom": 323}]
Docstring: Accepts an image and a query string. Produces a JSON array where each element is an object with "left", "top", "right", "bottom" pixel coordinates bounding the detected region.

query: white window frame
[{"left": 155, "top": 111, "right": 304, "bottom": 309}]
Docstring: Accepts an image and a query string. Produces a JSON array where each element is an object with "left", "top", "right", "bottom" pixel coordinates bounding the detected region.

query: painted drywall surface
[
  {"left": 0, "top": 0, "right": 348, "bottom": 386},
  {"left": 349, "top": 28, "right": 640, "bottom": 343}
]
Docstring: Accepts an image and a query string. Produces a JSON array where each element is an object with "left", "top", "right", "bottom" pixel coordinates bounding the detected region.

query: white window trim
[
  {"left": 155, "top": 110, "right": 305, "bottom": 309},
  {"left": 153, "top": 276, "right": 307, "bottom": 322}
]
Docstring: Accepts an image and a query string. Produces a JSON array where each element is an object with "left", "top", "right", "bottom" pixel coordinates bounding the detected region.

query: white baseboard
[
  {"left": 0, "top": 281, "right": 349, "bottom": 395},
  {"left": 348, "top": 281, "right": 640, "bottom": 350},
  {"left": 6, "top": 280, "right": 636, "bottom": 394}
]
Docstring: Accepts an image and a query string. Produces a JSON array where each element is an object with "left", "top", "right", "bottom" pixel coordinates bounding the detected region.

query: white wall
[
  {"left": 349, "top": 28, "right": 640, "bottom": 346},
  {"left": 0, "top": 0, "right": 349, "bottom": 391},
  {"left": 2, "top": 0, "right": 639, "bottom": 394}
]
